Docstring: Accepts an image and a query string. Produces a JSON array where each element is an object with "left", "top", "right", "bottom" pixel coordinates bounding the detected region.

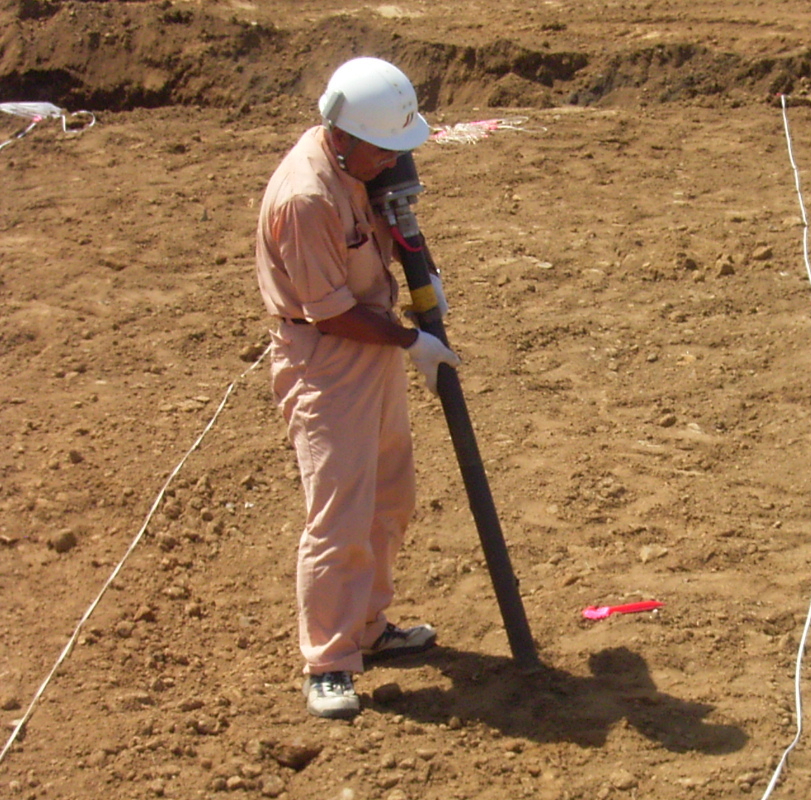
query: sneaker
[
  {"left": 303, "top": 671, "right": 360, "bottom": 719},
  {"left": 362, "top": 622, "right": 437, "bottom": 662}
]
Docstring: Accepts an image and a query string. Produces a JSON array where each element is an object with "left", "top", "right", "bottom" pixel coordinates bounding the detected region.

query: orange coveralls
[{"left": 256, "top": 126, "right": 416, "bottom": 675}]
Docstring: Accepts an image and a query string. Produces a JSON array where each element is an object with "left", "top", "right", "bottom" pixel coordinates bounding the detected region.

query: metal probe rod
[{"left": 368, "top": 155, "right": 540, "bottom": 672}]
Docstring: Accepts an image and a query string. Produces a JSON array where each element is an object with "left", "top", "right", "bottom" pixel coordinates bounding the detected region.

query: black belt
[{"left": 282, "top": 317, "right": 310, "bottom": 325}]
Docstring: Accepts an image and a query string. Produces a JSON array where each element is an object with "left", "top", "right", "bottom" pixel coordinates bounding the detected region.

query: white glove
[
  {"left": 430, "top": 272, "right": 449, "bottom": 318},
  {"left": 406, "top": 331, "right": 461, "bottom": 395}
]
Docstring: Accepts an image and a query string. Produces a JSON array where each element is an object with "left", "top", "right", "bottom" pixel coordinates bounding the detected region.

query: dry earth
[{"left": 3, "top": 1, "right": 811, "bottom": 799}]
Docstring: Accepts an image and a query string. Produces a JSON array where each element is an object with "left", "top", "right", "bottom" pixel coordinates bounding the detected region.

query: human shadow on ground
[{"left": 364, "top": 645, "right": 747, "bottom": 753}]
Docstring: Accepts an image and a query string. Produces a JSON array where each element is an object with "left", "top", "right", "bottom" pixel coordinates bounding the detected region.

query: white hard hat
[{"left": 319, "top": 57, "right": 430, "bottom": 152}]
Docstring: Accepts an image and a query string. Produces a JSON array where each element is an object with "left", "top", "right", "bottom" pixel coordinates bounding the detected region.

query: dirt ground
[{"left": 3, "top": 1, "right": 811, "bottom": 798}]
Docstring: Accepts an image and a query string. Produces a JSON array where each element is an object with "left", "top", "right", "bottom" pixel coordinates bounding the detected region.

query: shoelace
[
  {"left": 374, "top": 623, "right": 406, "bottom": 648},
  {"left": 319, "top": 672, "right": 354, "bottom": 695}
]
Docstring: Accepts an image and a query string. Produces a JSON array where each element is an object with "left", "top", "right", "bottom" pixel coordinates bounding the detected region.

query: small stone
[
  {"left": 157, "top": 533, "right": 178, "bottom": 551},
  {"left": 736, "top": 771, "right": 761, "bottom": 786},
  {"left": 115, "top": 620, "right": 135, "bottom": 638},
  {"left": 86, "top": 749, "right": 108, "bottom": 767},
  {"left": 372, "top": 683, "right": 403, "bottom": 705},
  {"left": 1, "top": 696, "right": 21, "bottom": 711},
  {"left": 260, "top": 774, "right": 285, "bottom": 797},
  {"left": 134, "top": 605, "right": 156, "bottom": 623},
  {"left": 377, "top": 774, "right": 400, "bottom": 790},
  {"left": 610, "top": 769, "right": 638, "bottom": 791},
  {"left": 403, "top": 720, "right": 424, "bottom": 735},
  {"left": 639, "top": 544, "right": 669, "bottom": 563},
  {"left": 716, "top": 254, "right": 735, "bottom": 275},
  {"left": 240, "top": 344, "right": 266, "bottom": 362},
  {"left": 185, "top": 602, "right": 204, "bottom": 618},
  {"left": 48, "top": 529, "right": 77, "bottom": 553},
  {"left": 189, "top": 714, "right": 220, "bottom": 735},
  {"left": 327, "top": 790, "right": 356, "bottom": 800},
  {"left": 269, "top": 737, "right": 323, "bottom": 770},
  {"left": 751, "top": 245, "right": 773, "bottom": 261},
  {"left": 116, "top": 691, "right": 154, "bottom": 711}
]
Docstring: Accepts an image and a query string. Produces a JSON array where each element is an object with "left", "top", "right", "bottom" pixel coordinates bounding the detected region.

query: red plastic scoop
[{"left": 582, "top": 600, "right": 664, "bottom": 620}]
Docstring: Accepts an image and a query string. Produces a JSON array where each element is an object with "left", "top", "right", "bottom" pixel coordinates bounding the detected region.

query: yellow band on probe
[{"left": 409, "top": 284, "right": 437, "bottom": 313}]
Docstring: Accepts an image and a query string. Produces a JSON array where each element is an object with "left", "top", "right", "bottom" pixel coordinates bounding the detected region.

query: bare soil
[{"left": 3, "top": 1, "right": 811, "bottom": 798}]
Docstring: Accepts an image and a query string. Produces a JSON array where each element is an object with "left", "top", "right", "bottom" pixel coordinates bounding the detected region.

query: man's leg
[
  {"left": 283, "top": 335, "right": 399, "bottom": 674},
  {"left": 362, "top": 350, "right": 416, "bottom": 645}
]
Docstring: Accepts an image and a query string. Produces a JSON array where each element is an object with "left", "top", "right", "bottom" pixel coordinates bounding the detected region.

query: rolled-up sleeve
[{"left": 272, "top": 194, "right": 357, "bottom": 322}]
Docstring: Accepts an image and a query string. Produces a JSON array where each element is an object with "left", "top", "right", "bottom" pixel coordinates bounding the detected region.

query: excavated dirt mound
[
  {"left": 4, "top": 1, "right": 811, "bottom": 799},
  {"left": 3, "top": 0, "right": 811, "bottom": 112}
]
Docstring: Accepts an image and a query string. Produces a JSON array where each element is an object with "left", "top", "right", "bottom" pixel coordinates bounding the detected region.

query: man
[{"left": 255, "top": 57, "right": 460, "bottom": 719}]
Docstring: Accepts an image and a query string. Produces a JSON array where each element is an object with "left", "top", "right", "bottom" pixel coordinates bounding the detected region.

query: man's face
[{"left": 332, "top": 128, "right": 401, "bottom": 182}]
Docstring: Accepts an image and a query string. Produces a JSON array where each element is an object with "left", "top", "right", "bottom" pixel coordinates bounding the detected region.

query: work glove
[
  {"left": 406, "top": 330, "right": 461, "bottom": 396},
  {"left": 429, "top": 272, "right": 449, "bottom": 318}
]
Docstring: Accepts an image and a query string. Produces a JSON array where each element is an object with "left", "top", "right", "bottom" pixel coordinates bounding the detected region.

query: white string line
[
  {"left": 0, "top": 341, "right": 273, "bottom": 767},
  {"left": 0, "top": 120, "right": 39, "bottom": 152},
  {"left": 757, "top": 95, "right": 811, "bottom": 800},
  {"left": 759, "top": 607, "right": 811, "bottom": 800},
  {"left": 781, "top": 94, "right": 811, "bottom": 283}
]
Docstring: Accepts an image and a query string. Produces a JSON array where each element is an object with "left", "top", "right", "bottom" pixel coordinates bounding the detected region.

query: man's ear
[{"left": 330, "top": 126, "right": 352, "bottom": 156}]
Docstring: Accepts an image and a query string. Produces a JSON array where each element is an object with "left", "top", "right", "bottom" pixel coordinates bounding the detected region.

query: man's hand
[{"left": 406, "top": 331, "right": 461, "bottom": 395}]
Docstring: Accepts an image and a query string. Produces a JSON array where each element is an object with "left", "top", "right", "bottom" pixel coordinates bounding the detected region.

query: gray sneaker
[
  {"left": 362, "top": 623, "right": 437, "bottom": 662},
  {"left": 303, "top": 671, "right": 360, "bottom": 719}
]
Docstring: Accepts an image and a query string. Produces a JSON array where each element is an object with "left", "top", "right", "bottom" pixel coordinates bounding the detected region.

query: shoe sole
[{"left": 306, "top": 702, "right": 360, "bottom": 719}]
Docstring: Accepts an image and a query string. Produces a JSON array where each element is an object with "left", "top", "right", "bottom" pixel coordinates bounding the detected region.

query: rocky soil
[{"left": 3, "top": 1, "right": 811, "bottom": 799}]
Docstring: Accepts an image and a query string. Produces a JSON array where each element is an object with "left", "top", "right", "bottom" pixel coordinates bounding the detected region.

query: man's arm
[{"left": 315, "top": 304, "right": 418, "bottom": 348}]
